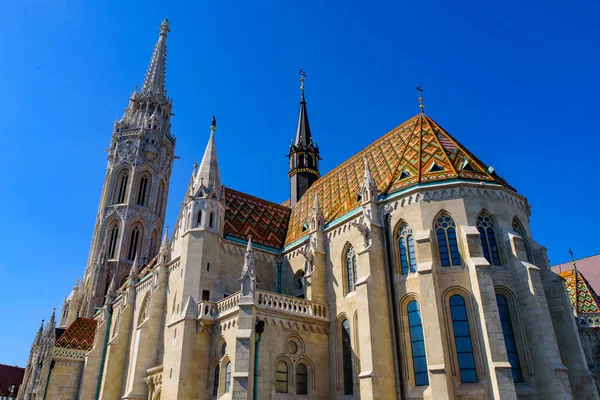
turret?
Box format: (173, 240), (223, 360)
(288, 71), (320, 206)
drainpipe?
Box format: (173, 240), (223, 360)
(253, 320), (265, 400)
(95, 310), (113, 400)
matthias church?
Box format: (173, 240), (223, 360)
(17, 19), (600, 400)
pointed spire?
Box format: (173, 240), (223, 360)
(295, 70), (313, 147)
(47, 308), (56, 329)
(96, 236), (108, 264)
(105, 274), (117, 306)
(246, 235), (254, 253)
(362, 157), (378, 203)
(160, 227), (169, 254)
(193, 118), (221, 195)
(313, 190), (321, 215)
(128, 254), (140, 287)
(141, 18), (170, 99)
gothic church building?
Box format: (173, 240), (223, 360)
(18, 19), (599, 400)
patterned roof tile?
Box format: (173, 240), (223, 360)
(224, 188), (291, 249)
(55, 318), (97, 351)
(559, 269), (600, 313)
(284, 113), (513, 246)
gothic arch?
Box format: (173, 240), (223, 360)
(156, 179), (166, 217)
(112, 168), (131, 204)
(125, 220), (147, 261)
(137, 292), (150, 326)
(393, 219), (417, 276)
(342, 243), (358, 295)
(104, 218), (122, 259)
(294, 356), (316, 391)
(432, 210), (462, 268)
(135, 171), (153, 207)
(476, 209), (503, 266)
(512, 216), (533, 262)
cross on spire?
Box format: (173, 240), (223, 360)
(416, 85), (425, 113)
(299, 69), (306, 100)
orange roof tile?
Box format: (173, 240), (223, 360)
(55, 318), (97, 351)
(285, 113), (513, 246)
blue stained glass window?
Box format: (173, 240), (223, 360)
(342, 320), (354, 394)
(398, 224), (417, 275)
(496, 294), (524, 383)
(435, 214), (461, 267)
(408, 301), (429, 386)
(346, 246), (357, 293)
(449, 295), (477, 383)
(477, 213), (501, 266)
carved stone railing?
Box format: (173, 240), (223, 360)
(578, 313), (600, 328)
(53, 347), (87, 360)
(198, 292), (241, 321)
(256, 290), (328, 321)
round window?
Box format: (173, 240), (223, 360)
(287, 340), (298, 355)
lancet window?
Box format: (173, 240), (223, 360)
(346, 246), (357, 293)
(342, 319), (354, 395)
(114, 170), (129, 204)
(408, 301), (429, 386)
(276, 361), (288, 393)
(137, 174), (151, 206)
(477, 212), (501, 266)
(496, 294), (524, 382)
(398, 223), (417, 275)
(296, 363), (308, 394)
(512, 217), (533, 262)
(107, 222), (119, 259)
(449, 295), (477, 383)
(128, 225), (142, 260)
(435, 213), (460, 267)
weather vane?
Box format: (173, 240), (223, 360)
(299, 69), (306, 98)
(416, 85), (425, 113)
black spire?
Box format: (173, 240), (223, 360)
(288, 70), (320, 207)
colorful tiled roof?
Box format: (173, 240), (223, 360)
(559, 269), (600, 313)
(224, 188), (291, 249)
(55, 318), (97, 351)
(284, 113), (513, 246)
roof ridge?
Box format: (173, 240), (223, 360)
(225, 187), (291, 211)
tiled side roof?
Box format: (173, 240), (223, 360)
(0, 364), (24, 396)
(285, 113), (513, 246)
(55, 318), (97, 351)
(224, 188), (291, 249)
(559, 269), (600, 313)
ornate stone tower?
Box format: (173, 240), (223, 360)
(79, 19), (176, 318)
(288, 71), (320, 207)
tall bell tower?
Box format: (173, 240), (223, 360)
(78, 19), (177, 318)
(288, 70), (320, 207)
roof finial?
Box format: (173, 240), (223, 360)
(299, 69), (306, 101)
(416, 85), (425, 114)
(211, 115), (216, 131)
(159, 18), (170, 36)
(569, 248), (578, 270)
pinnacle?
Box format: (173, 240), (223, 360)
(141, 19), (169, 99)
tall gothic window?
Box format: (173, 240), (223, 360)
(212, 365), (220, 399)
(156, 181), (165, 216)
(398, 223), (417, 275)
(209, 212), (215, 228)
(435, 213), (460, 267)
(114, 170), (129, 204)
(224, 362), (231, 393)
(408, 301), (429, 386)
(128, 226), (141, 260)
(342, 319), (354, 395)
(196, 210), (202, 227)
(149, 230), (158, 259)
(450, 295), (477, 383)
(296, 363), (308, 394)
(477, 212), (501, 266)
(346, 246), (358, 293)
(512, 217), (533, 262)
(137, 174), (151, 206)
(496, 294), (524, 382)
(275, 361), (288, 393)
(107, 222), (119, 259)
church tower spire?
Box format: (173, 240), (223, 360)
(288, 70), (320, 207)
(76, 19), (177, 319)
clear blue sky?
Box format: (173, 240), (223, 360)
(1, 0), (598, 366)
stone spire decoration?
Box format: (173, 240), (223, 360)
(142, 18), (170, 100)
(192, 117), (222, 197)
(288, 70), (320, 207)
(361, 157), (378, 204)
(240, 236), (256, 297)
(159, 227), (170, 261)
(105, 274), (117, 306)
(310, 190), (324, 233)
(128, 255), (140, 287)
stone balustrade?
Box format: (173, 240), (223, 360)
(578, 313), (600, 328)
(198, 292), (241, 320)
(53, 347), (87, 360)
(256, 290), (328, 321)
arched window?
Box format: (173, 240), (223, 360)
(196, 210), (202, 227)
(398, 223), (417, 274)
(342, 319), (354, 395)
(212, 365), (220, 399)
(435, 213), (460, 267)
(209, 212), (215, 228)
(138, 294), (150, 326)
(512, 217), (533, 262)
(224, 362), (231, 393)
(137, 174), (151, 206)
(477, 212), (500, 266)
(128, 226), (142, 260)
(107, 222), (119, 259)
(156, 181), (165, 216)
(275, 361), (288, 393)
(149, 230), (158, 259)
(296, 363), (308, 394)
(496, 294), (523, 382)
(114, 170), (129, 204)
(408, 301), (429, 386)
(449, 295), (477, 383)
(346, 246), (357, 293)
